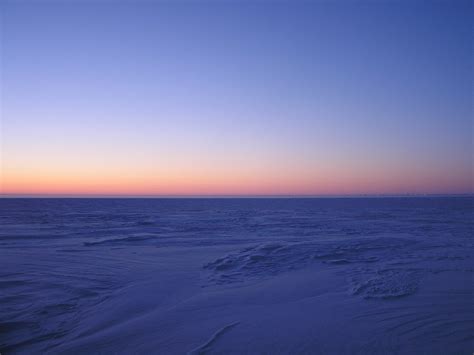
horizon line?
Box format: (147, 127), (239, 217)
(1, 193), (472, 199)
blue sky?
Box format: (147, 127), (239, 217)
(1, 0), (472, 195)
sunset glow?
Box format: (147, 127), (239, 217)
(1, 1), (472, 196)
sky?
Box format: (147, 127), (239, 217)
(0, 0), (472, 196)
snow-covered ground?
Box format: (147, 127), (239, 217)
(1, 198), (472, 354)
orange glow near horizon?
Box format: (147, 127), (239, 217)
(2, 162), (472, 196)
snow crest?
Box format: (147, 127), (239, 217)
(203, 236), (468, 299)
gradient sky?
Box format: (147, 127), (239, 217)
(1, 0), (472, 196)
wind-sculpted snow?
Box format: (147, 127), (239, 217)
(350, 269), (420, 299)
(187, 322), (240, 355)
(83, 234), (158, 246)
(203, 237), (430, 298)
(204, 231), (473, 301)
(0, 197), (472, 354)
(203, 239), (387, 279)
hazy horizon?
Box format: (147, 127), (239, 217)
(1, 193), (472, 199)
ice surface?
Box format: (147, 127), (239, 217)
(0, 197), (472, 354)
